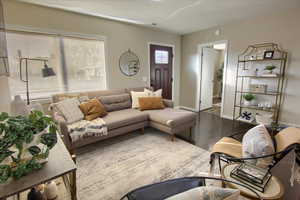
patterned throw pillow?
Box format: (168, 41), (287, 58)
(242, 124), (275, 168)
(165, 186), (240, 200)
(144, 88), (162, 97)
(54, 98), (84, 124)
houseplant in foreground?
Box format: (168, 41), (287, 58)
(0, 111), (57, 183)
(243, 93), (255, 106)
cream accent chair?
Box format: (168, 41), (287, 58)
(210, 127), (300, 173)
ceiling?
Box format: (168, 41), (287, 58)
(19, 0), (300, 34)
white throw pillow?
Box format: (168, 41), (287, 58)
(165, 186), (240, 200)
(130, 91), (149, 108)
(242, 124), (275, 168)
(144, 88), (162, 97)
(54, 98), (84, 124)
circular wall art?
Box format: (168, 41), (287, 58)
(119, 49), (140, 76)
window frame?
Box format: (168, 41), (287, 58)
(5, 25), (109, 101)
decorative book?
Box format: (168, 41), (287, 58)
(230, 163), (272, 193)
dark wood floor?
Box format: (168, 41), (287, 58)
(176, 111), (252, 151)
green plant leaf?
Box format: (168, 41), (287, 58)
(28, 146), (41, 156)
(40, 133), (57, 149)
(0, 165), (11, 183)
(0, 149), (15, 163)
(0, 112), (9, 121)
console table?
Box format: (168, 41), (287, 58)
(0, 134), (77, 200)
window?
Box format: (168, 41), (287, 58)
(6, 32), (106, 99)
(155, 50), (169, 64)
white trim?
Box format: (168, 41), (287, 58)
(196, 40), (229, 118)
(279, 121), (300, 128)
(222, 114), (233, 120)
(147, 42), (175, 101)
(179, 106), (199, 112)
(5, 24), (110, 90)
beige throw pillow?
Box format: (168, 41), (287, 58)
(54, 98), (84, 124)
(144, 88), (162, 97)
(131, 91), (149, 108)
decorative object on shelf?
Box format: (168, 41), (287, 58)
(19, 57), (56, 105)
(233, 43), (287, 127)
(0, 111), (57, 183)
(119, 49), (140, 76)
(256, 113), (274, 125)
(249, 84), (267, 93)
(264, 65), (276, 74)
(238, 111), (255, 123)
(44, 181), (58, 200)
(263, 50), (274, 59)
(243, 93), (255, 106)
(10, 95), (30, 116)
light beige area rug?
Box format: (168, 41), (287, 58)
(76, 129), (211, 200)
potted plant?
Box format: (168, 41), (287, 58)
(0, 111), (57, 183)
(243, 93), (255, 106)
(264, 65), (276, 74)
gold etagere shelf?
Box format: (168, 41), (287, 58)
(233, 43), (287, 127)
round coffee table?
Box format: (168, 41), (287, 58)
(221, 163), (284, 200)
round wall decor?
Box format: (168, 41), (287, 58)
(119, 49), (140, 76)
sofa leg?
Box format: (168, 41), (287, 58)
(171, 134), (175, 142)
(141, 127), (145, 134)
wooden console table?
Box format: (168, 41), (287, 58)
(0, 134), (77, 200)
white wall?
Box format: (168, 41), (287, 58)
(2, 0), (181, 105)
(180, 8), (300, 126)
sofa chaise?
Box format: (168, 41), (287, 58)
(51, 87), (197, 152)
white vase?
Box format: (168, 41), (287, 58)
(45, 181), (58, 200)
(10, 95), (29, 116)
(244, 100), (252, 106)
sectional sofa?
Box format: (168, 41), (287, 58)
(51, 87), (197, 152)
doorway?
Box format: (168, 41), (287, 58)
(198, 41), (227, 117)
(149, 44), (173, 100)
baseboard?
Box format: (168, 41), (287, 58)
(221, 115), (233, 120)
(178, 106), (199, 112)
(279, 121), (300, 128)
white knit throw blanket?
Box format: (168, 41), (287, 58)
(67, 118), (108, 143)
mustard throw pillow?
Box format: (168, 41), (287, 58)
(79, 99), (107, 121)
(138, 97), (165, 111)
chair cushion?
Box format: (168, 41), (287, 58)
(144, 108), (197, 128)
(138, 97), (165, 111)
(211, 137), (242, 158)
(242, 124), (275, 168)
(102, 109), (148, 130)
(79, 98), (107, 121)
(165, 186), (240, 200)
(98, 93), (131, 112)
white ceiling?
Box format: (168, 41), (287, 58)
(19, 0), (300, 34)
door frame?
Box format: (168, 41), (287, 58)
(148, 42), (175, 101)
(196, 40), (228, 118)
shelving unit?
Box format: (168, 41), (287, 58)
(233, 43), (287, 127)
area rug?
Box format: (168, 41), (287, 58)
(76, 129), (211, 200)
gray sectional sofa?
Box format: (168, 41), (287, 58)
(51, 87), (197, 153)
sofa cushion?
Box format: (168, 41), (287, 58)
(102, 109), (148, 130)
(53, 98), (84, 124)
(98, 93), (131, 112)
(138, 97), (165, 111)
(144, 108), (197, 128)
(79, 98), (107, 121)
